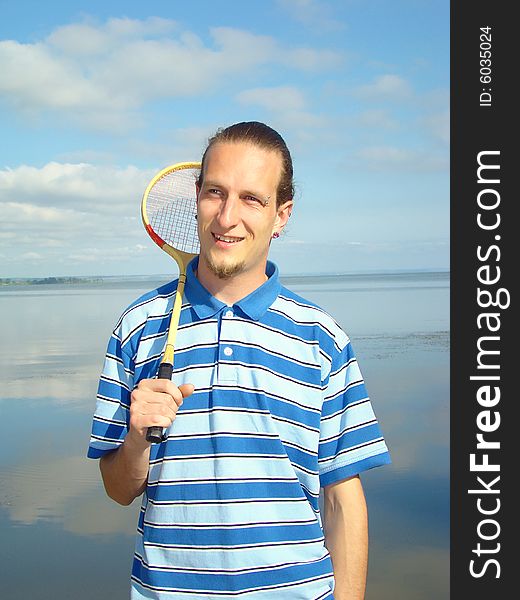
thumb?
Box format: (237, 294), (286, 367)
(178, 383), (195, 399)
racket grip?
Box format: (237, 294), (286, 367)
(145, 362), (174, 444)
(157, 363), (174, 380)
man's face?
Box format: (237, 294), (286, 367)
(196, 141), (292, 280)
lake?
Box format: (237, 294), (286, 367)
(0, 270), (449, 599)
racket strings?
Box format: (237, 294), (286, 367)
(146, 169), (200, 255)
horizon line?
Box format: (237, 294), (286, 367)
(1, 267), (451, 282)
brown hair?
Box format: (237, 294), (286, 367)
(198, 121), (294, 207)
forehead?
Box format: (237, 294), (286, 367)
(202, 142), (282, 190)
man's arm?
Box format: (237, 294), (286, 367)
(99, 379), (193, 506)
(99, 432), (151, 506)
(323, 475), (368, 600)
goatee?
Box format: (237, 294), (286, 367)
(203, 253), (246, 280)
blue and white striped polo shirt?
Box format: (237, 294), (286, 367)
(88, 258), (390, 599)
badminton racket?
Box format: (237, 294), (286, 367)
(141, 161), (201, 443)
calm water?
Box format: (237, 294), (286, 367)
(0, 271), (449, 599)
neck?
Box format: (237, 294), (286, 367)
(196, 258), (268, 305)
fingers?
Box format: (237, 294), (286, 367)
(136, 378), (186, 406)
(129, 378), (194, 441)
(178, 383), (195, 399)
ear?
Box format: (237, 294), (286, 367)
(272, 199), (293, 236)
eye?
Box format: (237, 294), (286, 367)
(205, 187), (223, 197)
(243, 194), (264, 206)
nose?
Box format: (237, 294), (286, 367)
(216, 194), (240, 229)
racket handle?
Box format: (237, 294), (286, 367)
(145, 362), (174, 444)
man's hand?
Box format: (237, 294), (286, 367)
(100, 378), (194, 505)
(128, 378), (194, 446)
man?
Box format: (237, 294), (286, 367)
(88, 121), (390, 599)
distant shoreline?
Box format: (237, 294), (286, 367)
(0, 276), (103, 286)
(1, 270), (450, 287)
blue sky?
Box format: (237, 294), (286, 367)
(0, 0), (449, 277)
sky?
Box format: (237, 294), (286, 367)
(0, 0), (449, 278)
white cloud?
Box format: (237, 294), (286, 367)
(46, 16), (179, 56)
(270, 236), (449, 274)
(277, 0), (346, 33)
(358, 145), (412, 163)
(0, 40), (112, 111)
(1, 201), (76, 223)
(275, 110), (329, 130)
(0, 162), (152, 211)
(67, 244), (148, 263)
(355, 109), (399, 130)
(234, 85), (331, 149)
(0, 19), (342, 131)
(283, 46), (342, 70)
(0, 162), (159, 274)
(354, 145), (448, 172)
(353, 74), (413, 101)
(421, 109), (450, 144)
(236, 86), (307, 112)
(20, 251), (43, 260)
(123, 125), (215, 164)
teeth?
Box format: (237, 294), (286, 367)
(215, 234), (242, 243)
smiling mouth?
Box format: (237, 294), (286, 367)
(212, 233), (244, 244)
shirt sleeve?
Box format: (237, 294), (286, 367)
(87, 327), (134, 459)
(318, 338), (391, 487)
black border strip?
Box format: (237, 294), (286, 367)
(451, 2), (513, 596)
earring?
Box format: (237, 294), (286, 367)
(272, 232), (280, 239)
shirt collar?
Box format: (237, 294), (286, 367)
(184, 257), (281, 321)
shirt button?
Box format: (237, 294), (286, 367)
(223, 347), (233, 356)
(225, 310), (233, 318)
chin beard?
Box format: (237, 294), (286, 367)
(204, 253), (246, 280)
